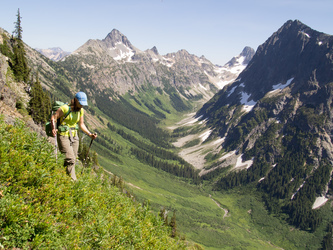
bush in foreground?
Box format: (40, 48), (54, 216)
(0, 117), (185, 249)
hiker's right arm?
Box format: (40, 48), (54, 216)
(50, 108), (64, 136)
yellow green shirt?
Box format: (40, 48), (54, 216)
(59, 104), (84, 136)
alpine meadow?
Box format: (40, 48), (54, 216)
(1, 10), (333, 249)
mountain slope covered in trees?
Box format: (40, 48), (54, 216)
(197, 20), (333, 234)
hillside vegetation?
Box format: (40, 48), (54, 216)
(0, 117), (185, 249)
(2, 16), (333, 248)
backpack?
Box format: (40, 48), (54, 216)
(45, 101), (71, 137)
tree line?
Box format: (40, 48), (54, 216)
(107, 121), (202, 182)
(130, 147), (200, 182)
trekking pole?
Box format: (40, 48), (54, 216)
(55, 133), (58, 163)
(81, 133), (97, 174)
(52, 110), (58, 163)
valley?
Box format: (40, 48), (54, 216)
(95, 108), (324, 249)
(2, 18), (333, 249)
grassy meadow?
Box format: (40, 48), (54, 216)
(98, 148), (323, 249)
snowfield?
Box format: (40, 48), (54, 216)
(269, 77), (294, 94)
(312, 196), (328, 209)
(234, 154), (253, 169)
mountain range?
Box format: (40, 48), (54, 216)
(36, 47), (70, 61)
(1, 18), (333, 248)
(57, 29), (254, 100)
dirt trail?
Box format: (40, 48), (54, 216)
(209, 194), (229, 219)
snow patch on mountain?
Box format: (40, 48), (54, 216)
(199, 83), (207, 90)
(109, 42), (135, 62)
(234, 154), (253, 169)
(199, 130), (212, 142)
(291, 181), (306, 200)
(240, 91), (256, 112)
(227, 85), (238, 97)
(312, 196), (328, 209)
(215, 79), (234, 89)
(208, 47), (255, 90)
(269, 77), (294, 93)
(160, 57), (174, 67)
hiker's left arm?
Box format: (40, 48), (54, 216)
(79, 115), (97, 140)
(50, 108), (64, 136)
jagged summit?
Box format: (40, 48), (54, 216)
(239, 46), (255, 64)
(150, 46), (159, 55)
(65, 27), (253, 96)
(103, 29), (134, 49)
(224, 46), (255, 69)
(212, 46), (255, 89)
(221, 19), (333, 105)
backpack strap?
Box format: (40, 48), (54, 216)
(58, 106), (71, 127)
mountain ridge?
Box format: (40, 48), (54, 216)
(36, 47), (70, 61)
(195, 19), (333, 231)
(57, 28), (254, 101)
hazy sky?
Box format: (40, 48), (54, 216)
(1, 0), (332, 65)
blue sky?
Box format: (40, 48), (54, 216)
(0, 0), (332, 65)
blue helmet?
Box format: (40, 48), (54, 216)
(75, 91), (88, 106)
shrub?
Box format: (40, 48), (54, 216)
(0, 117), (185, 249)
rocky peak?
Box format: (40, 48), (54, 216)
(237, 19), (333, 101)
(150, 46), (159, 55)
(225, 46), (255, 68)
(103, 29), (134, 49)
(239, 46), (255, 64)
(59, 28), (253, 97)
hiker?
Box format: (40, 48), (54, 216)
(50, 91), (97, 181)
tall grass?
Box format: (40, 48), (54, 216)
(0, 117), (185, 249)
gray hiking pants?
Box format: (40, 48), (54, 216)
(57, 133), (79, 181)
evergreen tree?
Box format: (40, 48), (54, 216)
(28, 72), (51, 125)
(13, 9), (23, 40)
(11, 8), (30, 82)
